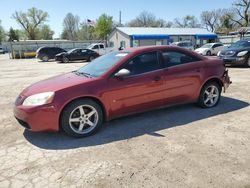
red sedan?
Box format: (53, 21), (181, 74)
(14, 46), (231, 137)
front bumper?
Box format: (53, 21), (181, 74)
(14, 104), (60, 132)
(219, 55), (246, 65)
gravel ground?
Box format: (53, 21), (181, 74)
(0, 54), (250, 188)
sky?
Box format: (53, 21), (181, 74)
(0, 0), (235, 38)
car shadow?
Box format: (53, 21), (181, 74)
(23, 96), (249, 150)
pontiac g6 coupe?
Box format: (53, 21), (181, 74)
(14, 46), (231, 137)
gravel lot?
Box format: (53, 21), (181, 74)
(0, 54), (250, 188)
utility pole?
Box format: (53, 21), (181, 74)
(119, 11), (122, 26)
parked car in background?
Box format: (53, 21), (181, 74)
(195, 43), (225, 56)
(36, 47), (66, 62)
(55, 48), (99, 63)
(171, 41), (194, 50)
(0, 47), (5, 54)
(218, 39), (250, 67)
(14, 46), (231, 138)
(87, 43), (113, 55)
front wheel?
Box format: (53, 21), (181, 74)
(206, 51), (211, 56)
(198, 82), (221, 108)
(60, 99), (103, 138)
(245, 56), (250, 67)
(62, 56), (69, 63)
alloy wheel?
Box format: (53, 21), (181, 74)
(69, 105), (99, 134)
(203, 85), (219, 107)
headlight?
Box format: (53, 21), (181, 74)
(22, 92), (55, 106)
(217, 51), (221, 56)
(237, 51), (248, 57)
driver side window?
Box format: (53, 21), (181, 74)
(122, 52), (160, 76)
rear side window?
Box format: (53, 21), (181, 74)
(100, 44), (104, 49)
(122, 52), (160, 76)
(162, 51), (200, 67)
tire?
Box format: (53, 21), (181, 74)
(60, 99), (103, 138)
(198, 82), (221, 108)
(244, 56), (250, 67)
(206, 51), (211, 56)
(42, 55), (49, 62)
(63, 56), (69, 63)
(88, 56), (95, 62)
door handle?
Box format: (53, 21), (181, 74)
(153, 76), (161, 81)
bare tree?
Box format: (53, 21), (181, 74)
(174, 15), (200, 28)
(227, 0), (250, 27)
(62, 13), (80, 40)
(12, 7), (48, 40)
(201, 10), (222, 32)
(127, 11), (166, 27)
(0, 20), (5, 42)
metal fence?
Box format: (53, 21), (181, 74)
(2, 40), (105, 59)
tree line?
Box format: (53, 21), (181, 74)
(0, 0), (249, 43)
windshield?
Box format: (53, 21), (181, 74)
(67, 49), (78, 53)
(178, 42), (191, 47)
(77, 52), (129, 77)
(87, 44), (95, 49)
(201, 44), (213, 48)
(230, 40), (250, 48)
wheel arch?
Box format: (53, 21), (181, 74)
(59, 96), (108, 130)
(199, 77), (223, 94)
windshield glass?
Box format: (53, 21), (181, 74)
(67, 49), (77, 53)
(230, 40), (250, 48)
(201, 44), (213, 48)
(178, 42), (191, 47)
(87, 44), (95, 49)
(77, 52), (129, 77)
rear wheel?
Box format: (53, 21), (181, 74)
(206, 51), (211, 56)
(42, 55), (49, 62)
(198, 82), (221, 108)
(61, 99), (103, 138)
(63, 56), (69, 63)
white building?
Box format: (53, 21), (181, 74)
(108, 27), (218, 49)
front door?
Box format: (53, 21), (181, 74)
(106, 51), (165, 118)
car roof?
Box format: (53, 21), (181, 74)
(119, 45), (206, 59)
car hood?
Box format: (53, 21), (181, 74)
(21, 72), (93, 97)
(221, 47), (250, 53)
(195, 48), (208, 52)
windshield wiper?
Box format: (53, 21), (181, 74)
(73, 71), (93, 78)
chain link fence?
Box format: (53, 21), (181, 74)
(2, 40), (105, 59)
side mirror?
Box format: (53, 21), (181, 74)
(114, 69), (130, 79)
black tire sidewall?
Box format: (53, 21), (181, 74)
(206, 51), (211, 56)
(61, 99), (103, 138)
(198, 82), (221, 108)
(89, 56), (94, 62)
(244, 56), (250, 67)
(42, 55), (49, 62)
(63, 56), (69, 63)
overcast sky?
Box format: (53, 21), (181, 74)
(0, 0), (234, 38)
